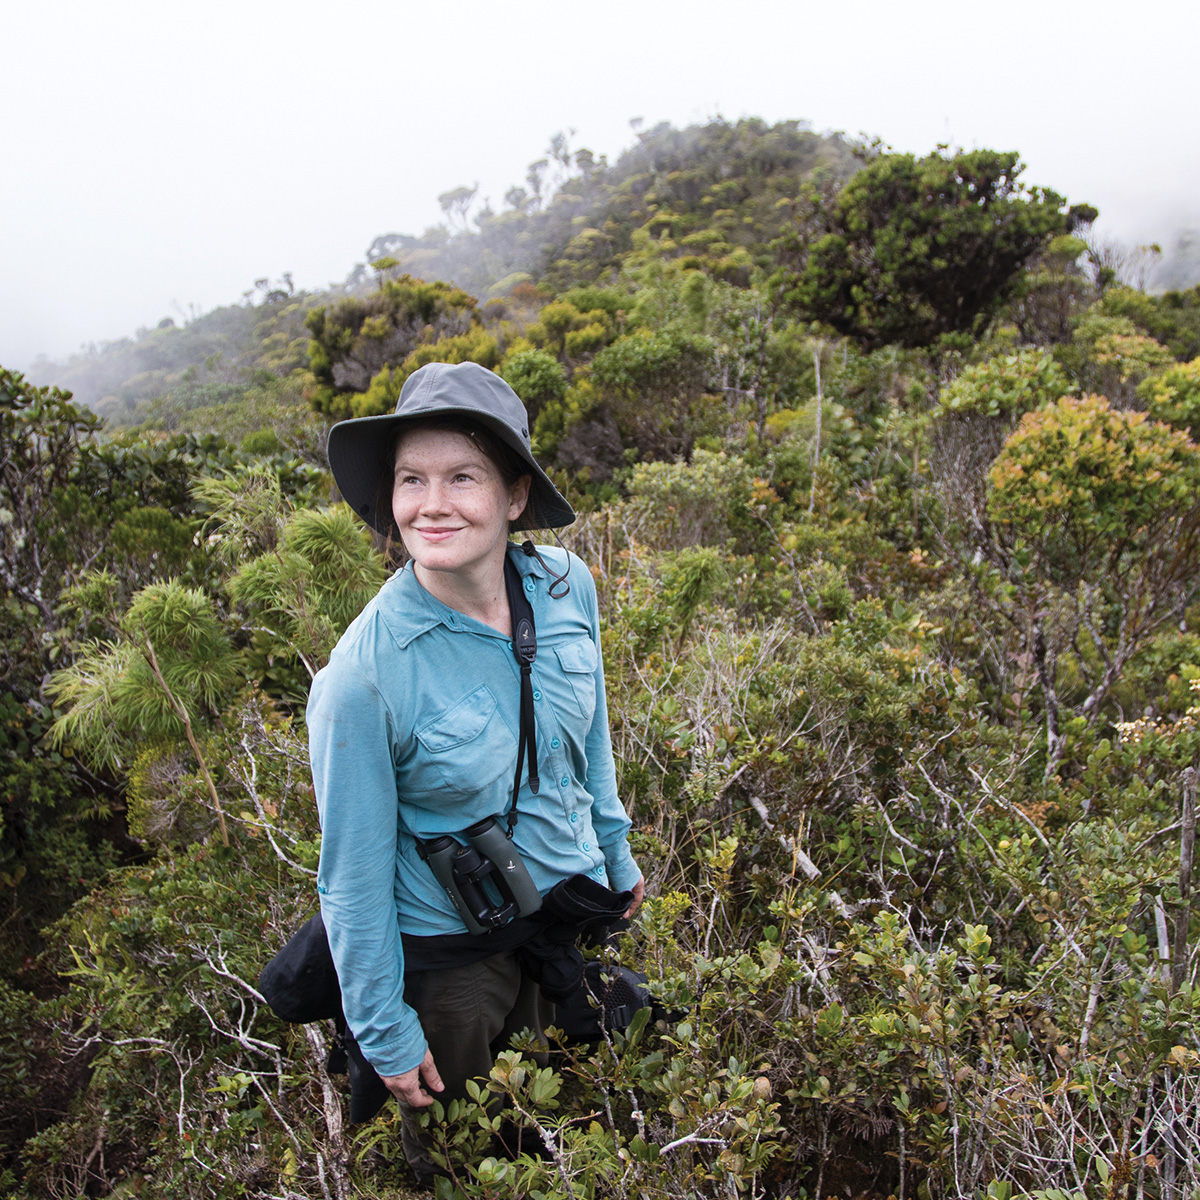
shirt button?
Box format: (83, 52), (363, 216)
(533, 689), (542, 701)
(582, 841), (591, 851)
(524, 580), (535, 594)
(570, 812), (578, 823)
(560, 776), (570, 788)
(551, 737), (561, 749)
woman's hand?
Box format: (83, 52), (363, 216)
(381, 1049), (444, 1108)
(623, 877), (645, 920)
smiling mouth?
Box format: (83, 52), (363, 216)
(415, 527), (463, 540)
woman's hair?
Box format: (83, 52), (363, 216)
(372, 415), (539, 565)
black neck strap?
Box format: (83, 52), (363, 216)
(503, 553), (539, 827)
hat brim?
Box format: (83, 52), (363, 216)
(327, 407), (576, 535)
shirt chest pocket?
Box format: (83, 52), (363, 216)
(554, 639), (598, 725)
(409, 685), (514, 799)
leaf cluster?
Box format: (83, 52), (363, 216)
(987, 394), (1200, 585)
(774, 149), (1070, 350)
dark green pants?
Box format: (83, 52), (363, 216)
(399, 949), (554, 1177)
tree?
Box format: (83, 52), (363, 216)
(1097, 284), (1200, 362)
(228, 505), (387, 688)
(588, 330), (716, 462)
(305, 275), (477, 418)
(0, 371), (220, 698)
(1007, 231), (1096, 346)
(499, 348), (568, 422)
(773, 149), (1073, 350)
(1062, 311), (1173, 405)
(357, 327), (502, 418)
(929, 349), (1074, 559)
(437, 184), (478, 232)
(46, 494), (388, 845)
(985, 395), (1200, 776)
(48, 579), (241, 845)
(0, 370), (104, 694)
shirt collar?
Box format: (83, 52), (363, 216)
(377, 543), (548, 649)
(376, 568), (442, 649)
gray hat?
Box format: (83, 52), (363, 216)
(326, 361), (575, 533)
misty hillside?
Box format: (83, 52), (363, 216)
(30, 116), (1200, 436)
(351, 118), (859, 295)
(27, 119), (857, 418)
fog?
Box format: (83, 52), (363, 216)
(3, 0), (1197, 372)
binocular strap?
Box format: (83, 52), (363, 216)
(505, 554), (540, 814)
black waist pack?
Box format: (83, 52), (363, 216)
(258, 914), (391, 1123)
(259, 914), (340, 1023)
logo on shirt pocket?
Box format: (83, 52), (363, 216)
(413, 685), (512, 797)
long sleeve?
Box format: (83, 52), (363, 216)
(308, 658), (427, 1077)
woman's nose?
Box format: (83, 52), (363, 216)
(419, 480), (450, 512)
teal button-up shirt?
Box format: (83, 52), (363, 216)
(307, 543), (640, 1076)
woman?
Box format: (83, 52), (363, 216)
(307, 361), (643, 1177)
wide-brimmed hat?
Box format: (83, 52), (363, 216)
(326, 361), (575, 533)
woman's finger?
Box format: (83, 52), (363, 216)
(419, 1050), (444, 1095)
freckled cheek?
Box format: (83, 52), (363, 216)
(391, 491), (416, 527)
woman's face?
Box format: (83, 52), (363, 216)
(392, 428), (530, 588)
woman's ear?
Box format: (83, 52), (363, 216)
(508, 474), (532, 522)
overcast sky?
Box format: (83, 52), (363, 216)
(3, 0), (1197, 372)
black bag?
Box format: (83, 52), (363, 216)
(258, 914), (391, 1123)
(553, 959), (655, 1042)
(540, 873), (634, 936)
(258, 914), (340, 1023)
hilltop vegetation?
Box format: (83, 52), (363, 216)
(6, 116), (1200, 1200)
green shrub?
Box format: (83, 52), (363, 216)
(1138, 356), (1200, 439)
(939, 348), (1071, 417)
(499, 347), (568, 420)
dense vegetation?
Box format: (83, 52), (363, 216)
(7, 117), (1200, 1200)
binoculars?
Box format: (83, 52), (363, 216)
(420, 816), (543, 935)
